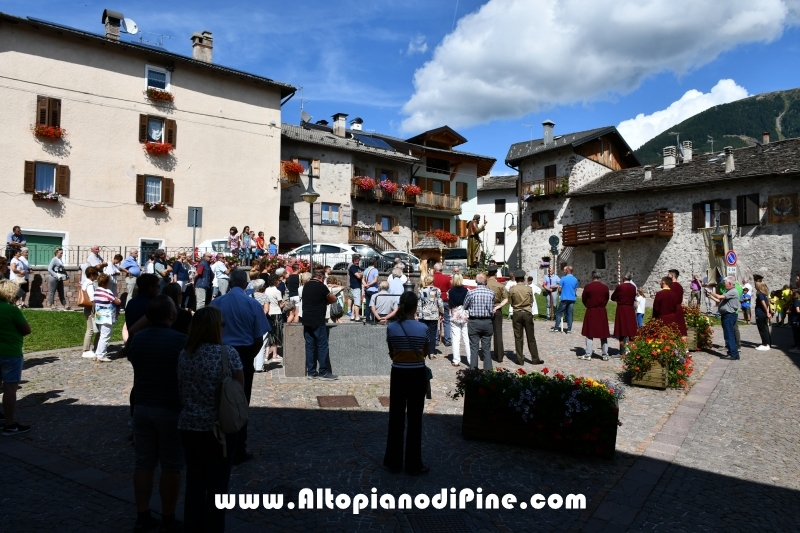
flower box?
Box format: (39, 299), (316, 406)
(282, 161), (306, 175)
(402, 184), (421, 196)
(143, 202), (168, 212)
(630, 360), (668, 390)
(31, 125), (66, 141)
(353, 176), (377, 191)
(143, 142), (174, 156)
(32, 190), (60, 202)
(455, 368), (621, 459)
(144, 88), (174, 103)
(622, 320), (692, 389)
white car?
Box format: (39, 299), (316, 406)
(442, 247), (468, 271)
(381, 251), (421, 272)
(286, 243), (392, 271)
(196, 238), (231, 254)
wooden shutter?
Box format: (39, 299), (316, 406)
(341, 204), (352, 227)
(545, 164), (557, 179)
(719, 199), (731, 226)
(531, 212), (540, 230)
(375, 213), (383, 232)
(547, 210), (555, 228)
(443, 181), (451, 195)
(136, 174), (145, 203)
(36, 96), (49, 125)
(49, 98), (61, 127)
(24, 161), (36, 192)
(352, 209), (358, 225)
(456, 182), (468, 201)
(311, 159), (321, 176)
(139, 115), (149, 143)
(745, 194), (759, 225)
(55, 165), (70, 195)
(312, 202), (322, 225)
(165, 119), (177, 147)
(162, 177), (174, 206)
(691, 203), (702, 230)
(392, 216), (400, 234)
(457, 219), (467, 238)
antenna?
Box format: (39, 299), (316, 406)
(300, 110), (311, 124)
(668, 131), (684, 158)
(522, 124), (534, 151)
(707, 135), (714, 154)
(121, 18), (138, 35)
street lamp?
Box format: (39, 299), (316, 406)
(712, 211), (733, 248)
(301, 175), (320, 275)
(503, 213), (517, 271)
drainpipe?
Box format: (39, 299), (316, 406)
(506, 161), (522, 269)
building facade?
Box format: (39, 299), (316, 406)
(0, 10), (294, 264)
(476, 175), (520, 266)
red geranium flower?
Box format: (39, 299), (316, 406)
(541, 367), (549, 375)
(516, 368), (526, 375)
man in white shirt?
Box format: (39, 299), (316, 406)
(541, 267), (560, 321)
(82, 245), (108, 284)
(387, 268), (406, 300)
(505, 277), (517, 319)
(212, 253), (232, 296)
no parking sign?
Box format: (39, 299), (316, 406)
(725, 250), (737, 266)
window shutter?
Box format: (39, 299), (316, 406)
(547, 210), (555, 228)
(352, 209), (358, 225)
(457, 219), (467, 238)
(341, 204), (352, 227)
(691, 203), (702, 230)
(375, 213), (383, 232)
(165, 119), (177, 147)
(392, 216), (400, 234)
(745, 194), (759, 225)
(36, 96), (49, 125)
(139, 115), (149, 143)
(719, 199), (731, 226)
(311, 159), (321, 176)
(162, 177), (174, 206)
(531, 212), (540, 230)
(136, 174), (145, 203)
(443, 181), (451, 195)
(56, 165), (70, 195)
(49, 98), (61, 128)
(312, 202), (322, 225)
(24, 161), (36, 192)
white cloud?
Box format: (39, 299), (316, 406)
(407, 35), (428, 55)
(400, 0), (796, 133)
(617, 79), (749, 150)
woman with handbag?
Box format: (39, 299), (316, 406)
(47, 248), (69, 310)
(10, 248), (29, 308)
(417, 275), (443, 360)
(384, 291), (430, 476)
(264, 273), (285, 363)
(448, 273), (470, 367)
(177, 307), (244, 533)
(80, 266), (100, 358)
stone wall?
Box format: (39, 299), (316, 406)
(23, 266), (137, 308)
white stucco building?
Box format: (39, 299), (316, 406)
(476, 175), (520, 266)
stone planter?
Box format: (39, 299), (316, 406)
(631, 360), (668, 390)
(461, 386), (618, 459)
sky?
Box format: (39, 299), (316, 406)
(7, 0), (800, 174)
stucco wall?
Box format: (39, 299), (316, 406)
(0, 22), (283, 249)
(477, 186), (520, 264)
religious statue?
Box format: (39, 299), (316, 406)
(467, 214), (487, 267)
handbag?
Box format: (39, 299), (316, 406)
(213, 345), (249, 457)
(451, 305), (469, 324)
(397, 321), (433, 400)
(77, 287), (94, 308)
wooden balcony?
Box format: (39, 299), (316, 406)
(521, 176), (569, 200)
(414, 190), (462, 214)
(348, 226), (397, 252)
(562, 210), (674, 247)
(350, 183), (462, 214)
(412, 231), (459, 248)
(351, 182), (414, 205)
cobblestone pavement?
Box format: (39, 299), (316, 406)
(1, 320), (798, 532)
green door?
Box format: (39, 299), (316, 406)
(25, 235), (62, 266)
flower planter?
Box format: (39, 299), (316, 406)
(32, 125), (66, 141)
(143, 203), (168, 212)
(143, 142), (174, 156)
(686, 327), (698, 351)
(33, 197), (59, 203)
(630, 360), (668, 390)
(144, 88), (174, 103)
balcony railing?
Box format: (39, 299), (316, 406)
(414, 190), (462, 214)
(351, 182), (415, 204)
(350, 183), (462, 214)
(412, 231), (459, 248)
(348, 227), (397, 252)
(521, 176), (569, 200)
(562, 210), (674, 247)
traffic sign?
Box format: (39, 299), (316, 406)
(725, 250), (737, 266)
(727, 266), (737, 276)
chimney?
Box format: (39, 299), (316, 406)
(724, 146), (735, 173)
(762, 131), (770, 144)
(102, 9), (123, 41)
(542, 120), (555, 145)
(663, 146), (676, 170)
(682, 140), (692, 162)
(350, 117), (363, 131)
(190, 30), (214, 63)
(332, 113), (348, 137)
(644, 165), (652, 181)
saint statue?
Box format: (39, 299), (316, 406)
(467, 214), (487, 267)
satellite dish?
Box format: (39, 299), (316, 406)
(300, 110), (311, 124)
(122, 18), (139, 35)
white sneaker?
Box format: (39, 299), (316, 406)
(789, 348), (800, 354)
(81, 351), (96, 358)
(582, 354), (592, 360)
(96, 355), (112, 362)
(755, 345), (770, 351)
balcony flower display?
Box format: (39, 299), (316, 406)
(431, 229), (458, 244)
(621, 320), (692, 389)
(144, 88), (174, 103)
(31, 125), (67, 141)
(143, 142), (174, 156)
(352, 176), (377, 191)
(282, 161), (306, 175)
(401, 183), (421, 196)
(379, 180), (398, 194)
(355, 221), (374, 230)
(143, 201), (168, 212)
(32, 190), (60, 202)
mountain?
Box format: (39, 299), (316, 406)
(633, 88), (800, 165)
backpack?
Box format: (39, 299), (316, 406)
(329, 296), (344, 320)
(213, 346), (249, 457)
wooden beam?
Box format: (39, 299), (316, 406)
(449, 162), (462, 182)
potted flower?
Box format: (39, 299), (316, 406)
(352, 176), (377, 191)
(143, 201), (168, 212)
(31, 124), (67, 141)
(531, 185), (543, 196)
(453, 367), (623, 459)
(143, 142), (174, 156)
(401, 183), (421, 196)
(621, 320), (692, 389)
(553, 178), (570, 195)
(682, 305), (713, 350)
(282, 160), (306, 175)
(144, 88), (175, 103)
(379, 180), (398, 194)
(431, 229), (458, 245)
(32, 190), (60, 202)
(354, 221), (374, 230)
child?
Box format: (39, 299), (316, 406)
(635, 288), (646, 328)
(740, 288), (751, 323)
(772, 290), (783, 325)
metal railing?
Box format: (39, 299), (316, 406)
(20, 244), (238, 268)
(562, 210), (674, 246)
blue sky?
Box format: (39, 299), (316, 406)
(7, 0), (800, 173)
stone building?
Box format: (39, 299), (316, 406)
(0, 9), (294, 265)
(476, 175), (520, 266)
(279, 118), (495, 253)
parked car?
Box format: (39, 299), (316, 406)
(381, 251), (421, 272)
(443, 247), (468, 271)
(196, 238), (231, 254)
(286, 243), (392, 272)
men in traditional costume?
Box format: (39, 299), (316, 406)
(611, 271), (638, 353)
(581, 270), (610, 361)
(667, 269), (688, 336)
(653, 277), (680, 328)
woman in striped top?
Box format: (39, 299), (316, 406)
(94, 273), (121, 362)
(384, 292), (430, 476)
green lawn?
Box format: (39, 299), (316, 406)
(22, 310), (124, 354)
(502, 295), (654, 323)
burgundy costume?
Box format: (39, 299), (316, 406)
(611, 282), (638, 338)
(669, 281), (688, 336)
(652, 288), (679, 328)
(581, 280), (610, 338)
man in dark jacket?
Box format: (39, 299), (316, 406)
(581, 270), (610, 361)
(193, 252), (214, 310)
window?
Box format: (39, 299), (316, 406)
(145, 65), (170, 91)
(279, 205), (291, 221)
(591, 205), (605, 221)
(594, 250), (607, 270)
(297, 159), (311, 175)
(376, 215), (399, 233)
(495, 232), (505, 246)
(426, 157), (450, 174)
(545, 164), (557, 179)
(354, 166), (365, 177)
(135, 175), (174, 206)
(36, 96), (61, 127)
(430, 218), (445, 231)
(692, 199), (731, 230)
(495, 199), (506, 213)
(737, 194), (760, 226)
(24, 161), (70, 196)
(456, 182), (468, 201)
(319, 245), (343, 254)
(139, 115), (177, 146)
(378, 169), (396, 182)
(414, 216), (446, 232)
(321, 203), (340, 225)
(531, 210), (555, 229)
